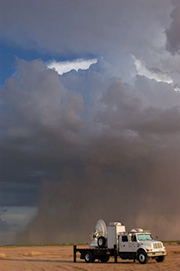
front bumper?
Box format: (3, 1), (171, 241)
(147, 250), (167, 258)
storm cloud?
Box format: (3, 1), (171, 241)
(166, 0), (180, 54)
(1, 0), (180, 244)
(1, 58), (180, 243)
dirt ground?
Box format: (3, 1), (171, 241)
(0, 243), (180, 271)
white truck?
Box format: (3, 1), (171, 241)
(73, 219), (167, 264)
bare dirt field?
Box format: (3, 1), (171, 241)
(0, 243), (180, 271)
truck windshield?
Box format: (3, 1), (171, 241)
(137, 234), (152, 241)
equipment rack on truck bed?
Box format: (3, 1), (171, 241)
(73, 245), (118, 263)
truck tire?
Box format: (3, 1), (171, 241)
(137, 250), (148, 264)
(97, 236), (106, 248)
(84, 251), (94, 263)
(99, 255), (110, 263)
(156, 256), (165, 262)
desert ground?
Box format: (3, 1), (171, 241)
(0, 243), (180, 271)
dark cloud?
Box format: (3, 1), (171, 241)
(1, 59), (180, 243)
(96, 77), (180, 136)
(0, 0), (170, 53)
(0, 59), (84, 208)
(166, 1), (180, 54)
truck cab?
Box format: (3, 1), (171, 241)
(118, 228), (167, 264)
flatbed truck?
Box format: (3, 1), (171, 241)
(73, 219), (166, 264)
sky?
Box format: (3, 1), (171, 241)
(0, 0), (180, 245)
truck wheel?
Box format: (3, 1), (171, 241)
(100, 255), (110, 263)
(137, 250), (148, 264)
(84, 251), (94, 263)
(156, 256), (165, 262)
(97, 236), (106, 248)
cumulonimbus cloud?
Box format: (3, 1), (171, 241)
(1, 58), (180, 243)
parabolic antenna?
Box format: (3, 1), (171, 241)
(94, 219), (107, 238)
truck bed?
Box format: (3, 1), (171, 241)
(73, 245), (118, 263)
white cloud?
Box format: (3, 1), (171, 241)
(132, 55), (173, 84)
(47, 58), (97, 75)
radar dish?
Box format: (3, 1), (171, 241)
(93, 219), (107, 238)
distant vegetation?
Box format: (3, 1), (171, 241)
(0, 242), (89, 247)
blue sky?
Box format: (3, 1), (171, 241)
(0, 39), (98, 85)
(0, 40), (52, 85)
(1, 0), (180, 244)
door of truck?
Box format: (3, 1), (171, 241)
(119, 235), (129, 252)
(128, 234), (138, 252)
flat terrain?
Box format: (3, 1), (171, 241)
(0, 243), (180, 271)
